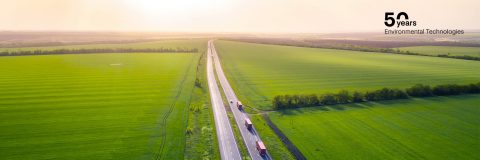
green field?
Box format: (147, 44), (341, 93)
(397, 46), (480, 57)
(268, 95), (480, 159)
(0, 39), (206, 52)
(215, 40), (480, 110)
(0, 53), (199, 159)
(250, 114), (295, 160)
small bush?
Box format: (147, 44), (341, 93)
(433, 84), (462, 96)
(306, 94), (320, 106)
(194, 78), (202, 88)
(364, 91), (376, 101)
(364, 88), (407, 101)
(406, 84), (433, 97)
(320, 93), (337, 105)
(352, 91), (364, 102)
(464, 83), (480, 93)
(335, 90), (351, 103)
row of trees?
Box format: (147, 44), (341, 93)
(228, 38), (480, 61)
(272, 82), (480, 110)
(437, 54), (480, 61)
(0, 47), (199, 56)
(310, 45), (480, 61)
(407, 83), (480, 97)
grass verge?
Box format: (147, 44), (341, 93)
(184, 51), (220, 159)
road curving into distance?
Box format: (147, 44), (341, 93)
(207, 40), (242, 160)
(210, 40), (272, 160)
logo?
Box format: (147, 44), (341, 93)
(384, 12), (416, 28)
(384, 12), (463, 35)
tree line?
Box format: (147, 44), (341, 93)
(0, 47), (199, 56)
(272, 82), (480, 110)
(298, 44), (480, 61)
(227, 38), (480, 61)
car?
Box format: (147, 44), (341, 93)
(230, 100), (233, 103)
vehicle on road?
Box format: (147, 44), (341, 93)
(256, 141), (267, 156)
(236, 101), (243, 110)
(211, 40), (270, 159)
(230, 100), (233, 103)
(245, 118), (253, 130)
(206, 40), (242, 159)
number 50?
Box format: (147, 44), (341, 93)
(384, 12), (409, 27)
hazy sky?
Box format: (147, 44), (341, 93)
(0, 0), (479, 33)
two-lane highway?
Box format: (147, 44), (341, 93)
(210, 40), (272, 160)
(207, 40), (242, 160)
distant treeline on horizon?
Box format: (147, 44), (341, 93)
(227, 38), (480, 61)
(0, 47), (199, 56)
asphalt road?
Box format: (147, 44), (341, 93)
(207, 40), (242, 160)
(210, 40), (272, 160)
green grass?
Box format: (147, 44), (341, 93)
(268, 95), (480, 160)
(0, 39), (206, 52)
(397, 46), (480, 57)
(184, 52), (220, 159)
(215, 40), (480, 110)
(249, 114), (295, 160)
(0, 53), (199, 159)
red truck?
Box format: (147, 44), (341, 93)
(236, 101), (243, 110)
(256, 140), (267, 156)
(245, 118), (253, 130)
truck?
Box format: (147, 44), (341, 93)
(256, 140), (267, 156)
(236, 101), (243, 110)
(245, 118), (253, 130)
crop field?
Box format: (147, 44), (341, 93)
(249, 114), (295, 160)
(397, 46), (480, 57)
(0, 39), (206, 52)
(268, 95), (480, 159)
(0, 52), (199, 159)
(215, 40), (480, 110)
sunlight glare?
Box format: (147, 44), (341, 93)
(122, 0), (220, 16)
